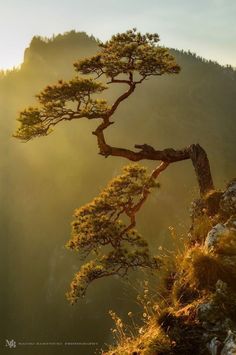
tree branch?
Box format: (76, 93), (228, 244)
(188, 143), (214, 196)
(120, 161), (169, 239)
(93, 119), (214, 196)
(107, 83), (136, 118)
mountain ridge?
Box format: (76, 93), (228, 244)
(0, 29), (235, 355)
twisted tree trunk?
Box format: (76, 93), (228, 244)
(188, 143), (214, 196)
(93, 118), (214, 196)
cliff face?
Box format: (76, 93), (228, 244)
(171, 179), (236, 354)
(1, 31), (236, 352)
(105, 179), (236, 355)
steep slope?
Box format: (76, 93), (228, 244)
(105, 180), (236, 355)
(0, 31), (235, 354)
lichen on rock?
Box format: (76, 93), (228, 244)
(105, 179), (236, 355)
(220, 179), (236, 215)
(221, 330), (236, 355)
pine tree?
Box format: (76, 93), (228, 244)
(14, 29), (214, 304)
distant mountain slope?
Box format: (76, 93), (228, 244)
(1, 30), (235, 179)
(0, 31), (235, 355)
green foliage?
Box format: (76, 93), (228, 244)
(68, 164), (159, 253)
(66, 164), (161, 304)
(172, 245), (236, 306)
(14, 107), (49, 141)
(14, 78), (109, 140)
(37, 78), (106, 105)
(75, 28), (180, 79)
(105, 220), (236, 355)
(13, 29), (181, 305)
(14, 29), (180, 141)
(2, 28), (236, 351)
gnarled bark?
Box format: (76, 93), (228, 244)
(89, 76), (214, 197)
(93, 118), (214, 197)
(189, 143), (214, 196)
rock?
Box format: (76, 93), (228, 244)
(215, 280), (228, 294)
(197, 281), (234, 331)
(205, 223), (228, 252)
(221, 330), (236, 355)
(207, 337), (222, 355)
(190, 198), (206, 219)
(225, 215), (236, 230)
(204, 216), (236, 254)
(220, 179), (236, 215)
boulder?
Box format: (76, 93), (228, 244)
(220, 179), (236, 215)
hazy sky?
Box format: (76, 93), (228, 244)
(0, 0), (236, 70)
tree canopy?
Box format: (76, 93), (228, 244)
(14, 29), (180, 141)
(14, 29), (214, 304)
